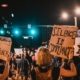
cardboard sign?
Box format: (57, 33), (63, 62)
(14, 48), (23, 55)
(49, 25), (77, 59)
(0, 36), (12, 61)
(74, 37), (80, 56)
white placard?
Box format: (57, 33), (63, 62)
(49, 25), (77, 59)
(14, 48), (23, 55)
(74, 37), (80, 56)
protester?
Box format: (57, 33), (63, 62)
(0, 46), (79, 80)
(31, 64), (36, 80)
(35, 47), (52, 80)
(19, 53), (30, 80)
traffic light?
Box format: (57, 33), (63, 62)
(0, 29), (5, 35)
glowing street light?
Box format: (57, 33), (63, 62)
(61, 12), (69, 20)
(61, 7), (80, 27)
(30, 29), (36, 35)
(0, 29), (5, 35)
(74, 7), (80, 16)
(12, 28), (21, 37)
(1, 4), (8, 8)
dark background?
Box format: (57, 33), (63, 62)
(0, 0), (80, 49)
(0, 0), (80, 25)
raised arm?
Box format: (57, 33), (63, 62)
(60, 62), (77, 77)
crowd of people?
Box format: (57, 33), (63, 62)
(0, 46), (80, 80)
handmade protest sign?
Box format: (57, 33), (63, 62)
(0, 37), (11, 60)
(49, 25), (77, 59)
(0, 36), (12, 80)
(74, 37), (80, 56)
(14, 48), (23, 55)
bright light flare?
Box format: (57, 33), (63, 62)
(61, 12), (69, 20)
(12, 28), (21, 37)
(23, 36), (29, 39)
(15, 30), (19, 35)
(0, 29), (5, 35)
(1, 4), (8, 8)
(11, 13), (14, 18)
(31, 29), (36, 35)
(74, 7), (80, 15)
(28, 27), (39, 37)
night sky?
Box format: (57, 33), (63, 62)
(0, 0), (80, 26)
(0, 0), (80, 49)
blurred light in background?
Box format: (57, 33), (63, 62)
(1, 4), (8, 8)
(30, 29), (36, 35)
(7, 31), (10, 34)
(4, 24), (7, 28)
(61, 11), (69, 20)
(28, 24), (31, 29)
(11, 13), (14, 18)
(12, 28), (21, 37)
(74, 6), (80, 16)
(0, 29), (5, 35)
(29, 28), (39, 37)
(23, 36), (29, 39)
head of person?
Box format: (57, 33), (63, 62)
(36, 47), (52, 66)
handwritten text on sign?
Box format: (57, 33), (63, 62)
(0, 36), (12, 61)
(49, 25), (77, 58)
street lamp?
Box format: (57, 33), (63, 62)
(74, 7), (80, 15)
(1, 4), (8, 8)
(61, 12), (69, 20)
(61, 7), (80, 27)
(74, 6), (80, 27)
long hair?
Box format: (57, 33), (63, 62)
(36, 47), (52, 66)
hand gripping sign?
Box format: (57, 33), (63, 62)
(0, 36), (12, 80)
(49, 25), (77, 59)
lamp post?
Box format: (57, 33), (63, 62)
(74, 6), (80, 27)
(74, 17), (77, 27)
(61, 7), (80, 27)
